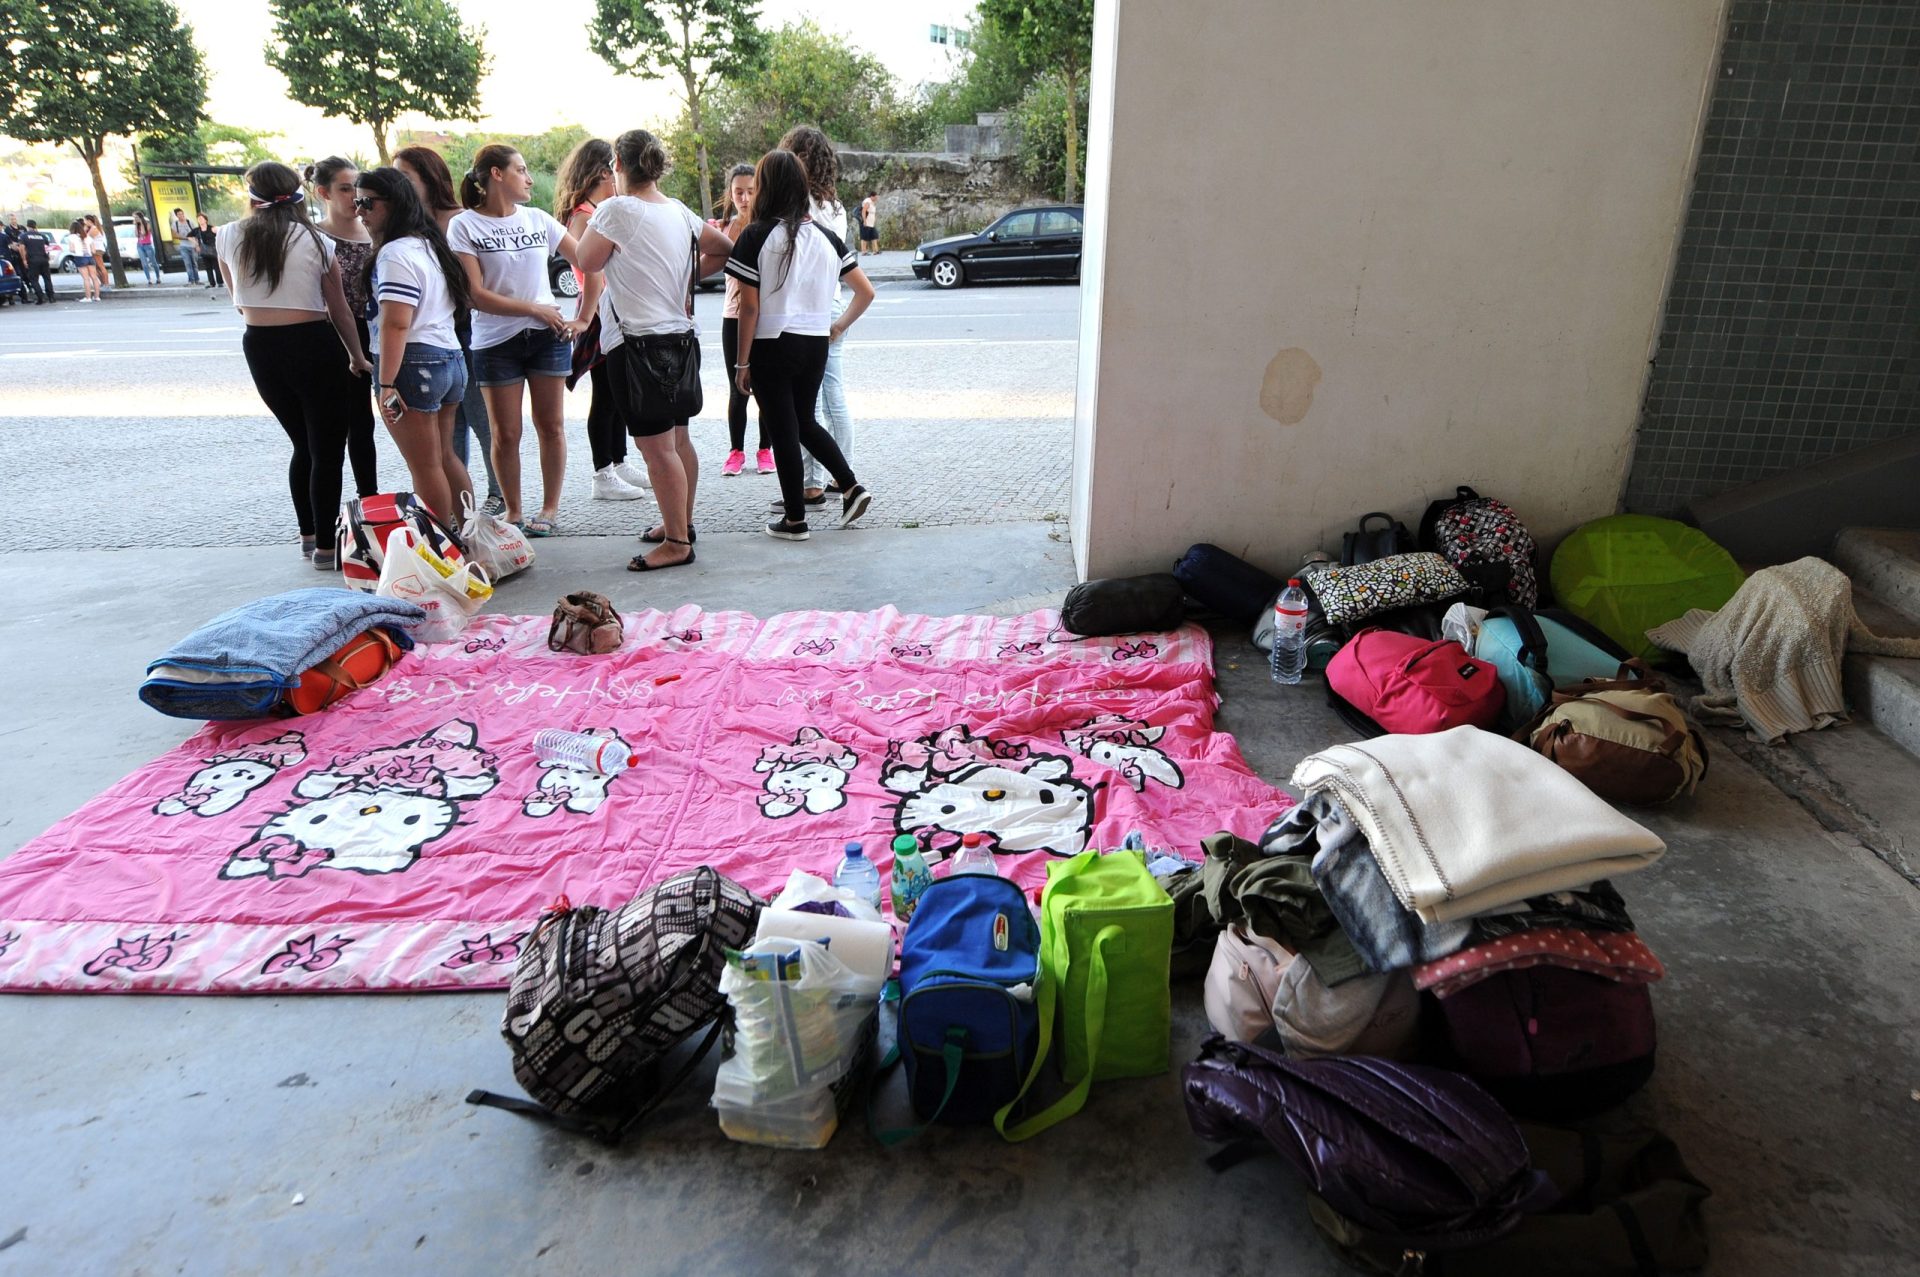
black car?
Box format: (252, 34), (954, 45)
(911, 205), (1084, 289)
(549, 254), (579, 299)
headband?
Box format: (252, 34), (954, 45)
(248, 189), (305, 209)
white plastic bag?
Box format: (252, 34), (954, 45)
(716, 939), (873, 1102)
(374, 525), (492, 643)
(457, 490), (534, 581)
(769, 869), (883, 924)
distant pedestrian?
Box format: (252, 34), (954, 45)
(556, 137), (651, 502)
(306, 155), (381, 504)
(355, 165), (475, 523)
(192, 214), (220, 290)
(571, 128), (734, 571)
(84, 215), (109, 288)
(133, 213), (161, 284)
(171, 207), (200, 283)
(396, 144), (503, 514)
(729, 149), (876, 542)
(859, 191), (879, 255)
(717, 162), (771, 478)
(451, 144), (583, 537)
(780, 125), (857, 511)
(16, 220), (54, 302)
(217, 161), (375, 571)
(68, 221), (102, 301)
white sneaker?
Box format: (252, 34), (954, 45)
(612, 459), (651, 490)
(592, 467), (645, 501)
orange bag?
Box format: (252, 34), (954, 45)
(283, 628), (406, 716)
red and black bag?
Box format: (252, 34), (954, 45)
(1419, 485), (1541, 608)
(337, 492), (463, 593)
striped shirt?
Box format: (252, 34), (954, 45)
(370, 236), (459, 353)
(724, 218), (855, 339)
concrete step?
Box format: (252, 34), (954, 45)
(1844, 589), (1920, 761)
(1833, 526), (1920, 625)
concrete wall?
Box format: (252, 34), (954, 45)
(1071, 0), (1729, 581)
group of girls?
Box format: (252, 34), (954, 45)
(220, 122), (873, 573)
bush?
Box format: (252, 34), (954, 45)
(1007, 72), (1088, 202)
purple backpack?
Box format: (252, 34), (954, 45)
(1436, 968), (1657, 1121)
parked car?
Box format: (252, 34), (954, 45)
(912, 205), (1084, 289)
(548, 253), (579, 299)
(0, 258), (25, 306)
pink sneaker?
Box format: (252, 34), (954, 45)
(722, 450), (745, 477)
(756, 448), (775, 474)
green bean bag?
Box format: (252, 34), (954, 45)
(1549, 515), (1744, 661)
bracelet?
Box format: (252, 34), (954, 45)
(378, 382), (397, 389)
(735, 363), (749, 369)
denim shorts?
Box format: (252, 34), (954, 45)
(393, 343), (467, 412)
(473, 326), (572, 386)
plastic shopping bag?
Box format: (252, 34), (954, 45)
(769, 869), (884, 924)
(715, 938), (876, 1106)
(375, 526), (492, 643)
(458, 490), (535, 581)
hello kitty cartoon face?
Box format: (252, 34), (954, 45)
(1062, 715), (1184, 792)
(882, 725), (1093, 857)
(154, 732), (307, 818)
(754, 728), (857, 819)
(219, 720), (496, 882)
(524, 728), (629, 818)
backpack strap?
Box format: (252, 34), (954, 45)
(1484, 605), (1551, 675)
(870, 1024), (967, 1147)
(1542, 694), (1690, 758)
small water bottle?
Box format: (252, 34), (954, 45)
(889, 834), (935, 922)
(947, 832), (998, 877)
(833, 841), (883, 912)
(531, 729), (636, 775)
(1270, 578), (1311, 685)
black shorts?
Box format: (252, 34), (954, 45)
(859, 225), (878, 242)
(607, 340), (691, 439)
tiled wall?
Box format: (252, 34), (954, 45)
(1625, 0), (1920, 515)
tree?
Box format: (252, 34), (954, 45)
(265, 0), (488, 165)
(0, 0), (206, 288)
(978, 0), (1093, 202)
(143, 122), (283, 169)
(590, 0), (765, 219)
(913, 15), (1028, 147)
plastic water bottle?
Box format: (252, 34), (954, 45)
(832, 841), (883, 912)
(889, 834), (935, 922)
(1270, 578), (1311, 685)
(948, 832), (998, 877)
(532, 729), (636, 775)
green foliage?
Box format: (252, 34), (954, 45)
(142, 122), (283, 170)
(426, 124), (588, 215)
(977, 0), (1091, 200)
(1007, 72), (1088, 202)
(912, 15), (1030, 145)
(265, 0), (488, 163)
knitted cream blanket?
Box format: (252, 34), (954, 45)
(1646, 557), (1920, 744)
(1291, 727), (1666, 925)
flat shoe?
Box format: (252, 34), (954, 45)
(640, 523), (696, 544)
(628, 538), (695, 571)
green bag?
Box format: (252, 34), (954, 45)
(1549, 514), (1744, 661)
(994, 849), (1174, 1141)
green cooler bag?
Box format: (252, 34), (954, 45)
(995, 849), (1173, 1141)
(1549, 514), (1744, 661)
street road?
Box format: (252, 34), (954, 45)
(0, 279), (1079, 552)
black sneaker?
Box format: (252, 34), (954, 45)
(840, 484), (872, 528)
(768, 492), (828, 510)
(765, 518), (810, 542)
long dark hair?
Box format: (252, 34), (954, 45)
(749, 149), (812, 292)
(392, 146), (460, 217)
(555, 138), (613, 219)
(460, 143), (519, 210)
(236, 161), (326, 292)
(778, 125), (840, 211)
(355, 166), (471, 316)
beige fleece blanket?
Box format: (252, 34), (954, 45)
(1291, 727), (1666, 925)
(1646, 556), (1920, 743)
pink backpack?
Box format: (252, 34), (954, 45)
(1326, 629), (1506, 734)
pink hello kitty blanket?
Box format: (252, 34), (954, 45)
(0, 607), (1292, 993)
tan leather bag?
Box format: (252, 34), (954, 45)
(1525, 668), (1708, 805)
(548, 592), (624, 655)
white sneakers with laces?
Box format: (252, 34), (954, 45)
(592, 466), (646, 501)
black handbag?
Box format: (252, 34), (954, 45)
(606, 231), (703, 424)
(1058, 573), (1188, 636)
(1341, 511), (1417, 565)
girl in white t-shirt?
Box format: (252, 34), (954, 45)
(781, 126), (856, 507)
(450, 144), (583, 537)
(573, 129), (735, 572)
(355, 166), (476, 524)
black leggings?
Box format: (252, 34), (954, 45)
(585, 359), (627, 471)
(721, 316), (767, 453)
(750, 332), (854, 523)
(242, 321), (370, 551)
(346, 317), (379, 497)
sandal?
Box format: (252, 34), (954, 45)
(640, 523), (696, 544)
(522, 515), (558, 537)
(628, 537), (696, 571)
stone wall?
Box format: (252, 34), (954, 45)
(836, 149), (1040, 249)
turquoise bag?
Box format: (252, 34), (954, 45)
(1475, 606), (1631, 731)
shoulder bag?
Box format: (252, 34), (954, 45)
(607, 228), (703, 424)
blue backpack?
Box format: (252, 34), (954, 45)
(1475, 605), (1632, 730)
(895, 875), (1042, 1127)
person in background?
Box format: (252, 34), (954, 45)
(0, 215), (18, 270)
(16, 220), (54, 303)
(133, 213), (161, 284)
(395, 144), (503, 516)
(171, 207), (199, 284)
(191, 214), (220, 290)
(307, 156), (381, 503)
(215, 161), (373, 571)
(68, 220), (102, 302)
(859, 191), (879, 256)
(717, 162), (772, 478)
(84, 215), (109, 290)
(729, 149), (875, 543)
(450, 144), (581, 537)
(571, 128), (733, 571)
(556, 137), (650, 502)
(780, 125), (858, 519)
(355, 166), (474, 523)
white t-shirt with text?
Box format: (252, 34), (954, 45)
(447, 205), (568, 351)
(586, 195), (704, 352)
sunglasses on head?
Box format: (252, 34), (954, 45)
(352, 195), (382, 211)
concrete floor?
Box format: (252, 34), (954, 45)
(4, 524), (1918, 1276)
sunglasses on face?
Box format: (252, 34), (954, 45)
(352, 195), (382, 211)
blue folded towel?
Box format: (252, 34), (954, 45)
(141, 588), (427, 719)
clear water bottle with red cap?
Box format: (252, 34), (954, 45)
(531, 729), (636, 775)
(948, 831), (998, 876)
(1270, 579), (1311, 685)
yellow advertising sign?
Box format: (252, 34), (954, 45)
(147, 179), (198, 242)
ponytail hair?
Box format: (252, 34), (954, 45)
(305, 155), (355, 191)
(460, 144), (519, 209)
(612, 129), (670, 188)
